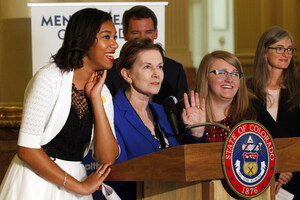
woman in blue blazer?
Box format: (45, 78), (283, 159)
(110, 37), (179, 199)
(114, 91), (179, 162)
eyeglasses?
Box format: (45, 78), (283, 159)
(267, 46), (296, 55)
(209, 69), (243, 81)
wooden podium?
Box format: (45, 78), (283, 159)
(107, 137), (300, 200)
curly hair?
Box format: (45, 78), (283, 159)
(52, 8), (112, 72)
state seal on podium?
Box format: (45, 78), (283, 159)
(222, 120), (276, 199)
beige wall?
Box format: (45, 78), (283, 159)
(189, 0), (235, 68)
(234, 0), (300, 77)
(0, 0), (32, 105)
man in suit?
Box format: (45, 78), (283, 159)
(105, 5), (188, 105)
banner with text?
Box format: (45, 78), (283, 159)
(28, 2), (167, 74)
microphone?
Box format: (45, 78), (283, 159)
(163, 96), (181, 141)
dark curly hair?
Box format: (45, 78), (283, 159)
(52, 8), (112, 72)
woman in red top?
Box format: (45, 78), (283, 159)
(181, 50), (256, 142)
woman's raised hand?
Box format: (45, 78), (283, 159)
(85, 70), (107, 103)
(182, 90), (206, 138)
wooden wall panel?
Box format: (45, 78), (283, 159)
(131, 0), (193, 67)
(0, 129), (18, 182)
(234, 0), (262, 55)
(164, 0), (193, 67)
(234, 0), (299, 78)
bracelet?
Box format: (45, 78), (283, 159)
(61, 172), (67, 188)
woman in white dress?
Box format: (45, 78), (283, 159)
(0, 8), (119, 200)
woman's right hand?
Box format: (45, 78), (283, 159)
(79, 163), (111, 195)
(275, 172), (293, 194)
(85, 70), (107, 104)
(181, 90), (206, 138)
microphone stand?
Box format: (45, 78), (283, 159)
(185, 122), (231, 133)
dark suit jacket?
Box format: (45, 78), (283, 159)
(255, 90), (300, 197)
(248, 81), (300, 198)
(247, 79), (300, 139)
(106, 57), (188, 105)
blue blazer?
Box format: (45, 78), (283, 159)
(113, 90), (179, 163)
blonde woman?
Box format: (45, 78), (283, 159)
(182, 50), (282, 144)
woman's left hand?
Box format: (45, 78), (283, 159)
(275, 181), (282, 194)
(78, 163), (111, 195)
(85, 70), (107, 102)
(275, 172), (293, 194)
(182, 90), (206, 138)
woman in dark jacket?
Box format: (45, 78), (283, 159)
(247, 26), (300, 198)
